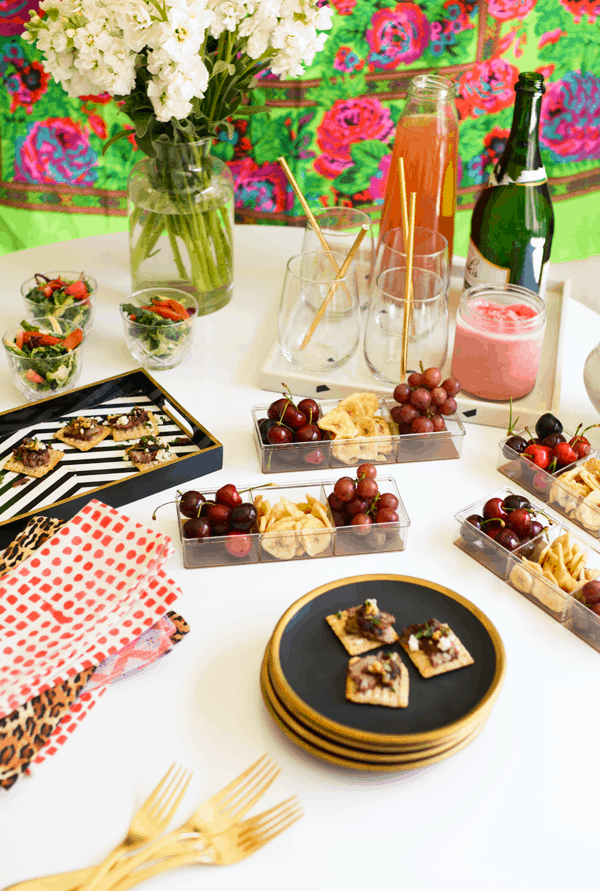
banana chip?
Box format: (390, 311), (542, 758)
(554, 459), (600, 531)
(514, 529), (599, 608)
(318, 391), (394, 465)
(256, 492), (332, 560)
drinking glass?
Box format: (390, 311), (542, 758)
(364, 267), (448, 385)
(3, 316), (84, 401)
(278, 250), (360, 373)
(120, 287), (198, 370)
(375, 227), (450, 290)
(302, 207), (375, 309)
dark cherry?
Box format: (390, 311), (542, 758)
(259, 418), (277, 443)
(529, 519), (544, 538)
(485, 524), (503, 541)
(506, 508), (531, 537)
(179, 490), (206, 518)
(231, 503), (257, 531)
(518, 537), (536, 559)
(225, 531), (253, 558)
(305, 449), (325, 465)
(375, 508), (399, 524)
(379, 492), (399, 511)
(542, 432), (566, 448)
(183, 517), (211, 539)
(206, 503), (232, 535)
(535, 412), (563, 441)
(496, 528), (521, 551)
(504, 435), (528, 455)
(295, 424), (321, 443)
(461, 514), (483, 544)
(467, 514), (483, 530)
(483, 497), (508, 522)
(267, 397), (289, 420)
(347, 497), (369, 517)
(502, 494), (531, 511)
(281, 405), (306, 429)
(215, 484), (242, 509)
(267, 424), (293, 445)
(297, 398), (320, 423)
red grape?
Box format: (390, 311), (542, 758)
(375, 508), (399, 524)
(356, 478), (378, 500)
(328, 492), (344, 512)
(581, 580), (600, 604)
(407, 372), (422, 388)
(398, 422), (412, 435)
(390, 405), (404, 425)
(379, 492), (399, 511)
(350, 513), (373, 533)
(331, 510), (347, 528)
(399, 404), (419, 424)
(430, 387), (447, 406)
(442, 378), (461, 397)
(431, 416), (446, 432)
(347, 496), (369, 517)
(440, 397), (457, 416)
(334, 477), (356, 502)
(410, 388), (432, 410)
(357, 463), (377, 480)
(393, 383), (412, 404)
(411, 417), (434, 434)
(422, 367), (442, 388)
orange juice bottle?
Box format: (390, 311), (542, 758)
(380, 75), (459, 260)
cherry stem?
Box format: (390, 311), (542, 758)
(524, 426), (536, 443)
(152, 499), (178, 520)
(481, 518), (505, 528)
(280, 383), (296, 406)
(506, 398), (520, 436)
(571, 423), (600, 446)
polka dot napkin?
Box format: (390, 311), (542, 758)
(0, 499), (181, 719)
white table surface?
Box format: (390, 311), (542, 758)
(0, 227), (599, 891)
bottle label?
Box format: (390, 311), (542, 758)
(488, 167), (548, 187)
(464, 239), (510, 288)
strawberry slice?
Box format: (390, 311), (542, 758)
(61, 328), (84, 351)
(25, 369), (45, 384)
(64, 280), (89, 299)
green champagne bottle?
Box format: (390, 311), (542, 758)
(464, 72), (554, 296)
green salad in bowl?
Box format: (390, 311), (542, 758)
(120, 288), (198, 370)
(3, 317), (84, 401)
(21, 271), (97, 333)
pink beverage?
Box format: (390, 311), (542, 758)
(451, 285), (546, 401)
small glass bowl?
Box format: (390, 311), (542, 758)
(21, 271), (98, 334)
(120, 288), (198, 370)
(3, 316), (85, 401)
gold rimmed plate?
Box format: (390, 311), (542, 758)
(268, 574), (505, 749)
(261, 649), (489, 764)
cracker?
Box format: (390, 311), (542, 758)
(400, 628), (474, 679)
(109, 410), (159, 442)
(325, 610), (398, 656)
(131, 454), (179, 474)
(54, 422), (110, 452)
(345, 654), (409, 708)
(5, 448), (64, 479)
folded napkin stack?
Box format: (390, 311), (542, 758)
(0, 500), (188, 790)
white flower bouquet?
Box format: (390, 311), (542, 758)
(24, 0), (332, 312)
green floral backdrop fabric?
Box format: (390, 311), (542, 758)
(1, 0), (599, 239)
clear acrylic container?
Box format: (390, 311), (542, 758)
(455, 488), (600, 654)
(177, 476), (409, 569)
(497, 430), (600, 535)
(453, 486), (553, 579)
(253, 396), (465, 473)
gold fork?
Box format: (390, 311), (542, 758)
(3, 755), (275, 891)
(94, 754), (281, 890)
(105, 796), (303, 891)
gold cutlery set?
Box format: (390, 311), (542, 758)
(6, 756), (301, 891)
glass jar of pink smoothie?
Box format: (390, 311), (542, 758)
(451, 284), (546, 401)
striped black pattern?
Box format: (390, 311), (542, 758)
(0, 394), (198, 521)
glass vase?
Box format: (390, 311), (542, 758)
(128, 138), (234, 316)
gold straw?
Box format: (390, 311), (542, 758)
(400, 193), (416, 379)
(300, 224), (369, 351)
(278, 156), (354, 300)
(398, 158), (410, 249)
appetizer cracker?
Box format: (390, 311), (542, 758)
(54, 416), (109, 451)
(400, 618), (474, 678)
(326, 598), (398, 655)
(5, 438), (64, 479)
(125, 435), (176, 472)
(346, 651), (409, 708)
(107, 406), (159, 442)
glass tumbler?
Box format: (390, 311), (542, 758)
(302, 208), (375, 309)
(21, 271), (98, 334)
(120, 287), (198, 370)
(375, 226), (450, 290)
(3, 316), (84, 401)
(278, 251), (360, 373)
(364, 267), (448, 385)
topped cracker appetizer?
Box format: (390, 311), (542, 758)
(400, 618), (474, 678)
(54, 415), (109, 451)
(346, 651), (409, 709)
(107, 406), (159, 442)
(5, 438), (64, 479)
(125, 435), (175, 472)
(326, 598), (398, 655)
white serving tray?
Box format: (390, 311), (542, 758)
(259, 257), (569, 430)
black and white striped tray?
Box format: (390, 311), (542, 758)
(0, 370), (222, 546)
